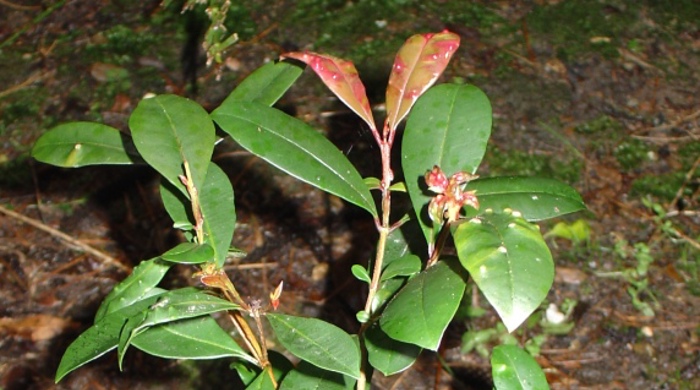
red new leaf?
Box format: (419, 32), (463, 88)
(385, 31), (460, 132)
(283, 52), (377, 133)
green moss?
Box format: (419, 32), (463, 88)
(493, 51), (517, 78)
(284, 0), (416, 61)
(485, 145), (582, 183)
(678, 247), (699, 297)
(614, 139), (651, 171)
(631, 172), (686, 201)
(644, 0), (700, 33)
(224, 3), (261, 41)
(83, 24), (161, 65)
(425, 1), (505, 31)
(575, 115), (623, 134)
(632, 141), (700, 200)
(678, 142), (700, 169)
(528, 1), (639, 60)
(0, 154), (32, 188)
(104, 24), (157, 56)
(1, 91), (42, 126)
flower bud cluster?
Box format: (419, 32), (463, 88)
(425, 165), (479, 224)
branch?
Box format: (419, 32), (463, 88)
(0, 204), (129, 272)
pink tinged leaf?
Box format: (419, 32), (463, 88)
(385, 31), (460, 131)
(282, 51), (376, 132)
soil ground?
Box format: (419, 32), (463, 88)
(1, 1), (699, 389)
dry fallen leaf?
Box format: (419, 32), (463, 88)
(555, 266), (588, 285)
(0, 314), (74, 342)
(90, 62), (126, 83)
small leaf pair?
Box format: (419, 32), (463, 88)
(283, 30), (461, 141)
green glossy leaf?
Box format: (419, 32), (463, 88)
(389, 182), (407, 192)
(55, 293), (164, 383)
(161, 242), (215, 264)
(351, 264), (370, 283)
(220, 60), (303, 107)
(381, 254), (421, 281)
(363, 176), (381, 190)
(544, 219), (591, 242)
(269, 350), (295, 382)
(384, 226), (411, 264)
(380, 258), (467, 350)
(235, 351), (293, 389)
(132, 316), (254, 364)
(267, 314), (361, 379)
(160, 179), (193, 236)
(383, 218), (426, 269)
(365, 177), (406, 192)
(282, 52), (376, 132)
(491, 345), (550, 390)
(117, 288), (239, 368)
(355, 310), (370, 323)
(453, 210), (553, 332)
(129, 94), (215, 194)
(371, 278), (406, 314)
(402, 83), (492, 247)
(212, 101), (376, 217)
(199, 162), (236, 267)
(32, 122), (139, 167)
(385, 31), (460, 130)
(159, 162), (236, 264)
(95, 258), (171, 322)
(246, 371), (277, 390)
(467, 177), (586, 222)
(280, 361), (354, 390)
(365, 322), (421, 376)
(233, 362), (259, 388)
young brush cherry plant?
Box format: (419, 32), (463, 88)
(33, 31), (585, 389)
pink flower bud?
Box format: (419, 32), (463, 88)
(269, 281), (283, 311)
(425, 166), (448, 193)
(451, 171), (477, 186)
(458, 190), (480, 211)
(424, 166), (480, 224)
(428, 194), (447, 223)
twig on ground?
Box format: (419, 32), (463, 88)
(665, 210), (700, 218)
(47, 253), (89, 275)
(0, 0), (66, 49)
(631, 133), (699, 143)
(223, 262), (277, 271)
(666, 227), (700, 251)
(618, 48), (664, 74)
(634, 108), (700, 134)
(0, 0), (40, 11)
(0, 204), (130, 272)
(670, 155), (700, 213)
(0, 71), (52, 99)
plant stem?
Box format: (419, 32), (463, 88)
(228, 311), (265, 364)
(358, 132), (395, 390)
(427, 222), (450, 267)
(182, 160), (205, 244)
(356, 337), (369, 390)
(252, 310), (271, 370)
(363, 141), (393, 315)
(215, 273), (273, 385)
